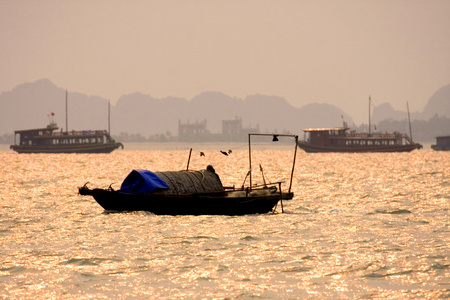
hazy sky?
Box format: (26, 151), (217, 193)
(1, 0), (449, 124)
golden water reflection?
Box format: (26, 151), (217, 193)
(0, 148), (449, 298)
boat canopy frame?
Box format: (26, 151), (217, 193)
(248, 133), (298, 193)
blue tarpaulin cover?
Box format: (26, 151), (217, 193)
(120, 169), (169, 193)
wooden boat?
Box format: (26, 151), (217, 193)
(79, 174), (293, 215)
(10, 91), (123, 154)
(431, 136), (450, 151)
(78, 134), (298, 215)
(297, 98), (422, 153)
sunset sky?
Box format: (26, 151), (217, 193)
(1, 0), (449, 124)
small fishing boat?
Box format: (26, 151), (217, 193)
(297, 98), (422, 153)
(79, 134), (298, 215)
(10, 91), (123, 154)
(431, 135), (450, 151)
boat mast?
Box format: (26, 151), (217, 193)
(407, 101), (413, 141)
(108, 100), (111, 134)
(248, 134), (252, 186)
(65, 89), (68, 132)
(368, 95), (371, 136)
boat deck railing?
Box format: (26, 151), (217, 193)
(349, 132), (402, 138)
(50, 130), (110, 137)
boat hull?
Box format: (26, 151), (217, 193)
(79, 187), (293, 215)
(297, 141), (421, 153)
(10, 142), (123, 154)
(431, 145), (450, 151)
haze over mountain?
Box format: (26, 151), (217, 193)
(1, 79), (449, 142)
(0, 79), (354, 136)
(371, 84), (450, 124)
(1, 1), (449, 126)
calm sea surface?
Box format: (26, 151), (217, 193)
(0, 142), (449, 299)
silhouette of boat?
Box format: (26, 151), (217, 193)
(10, 91), (123, 153)
(431, 136), (450, 151)
(10, 121), (123, 153)
(79, 134), (298, 215)
(297, 98), (422, 153)
(297, 127), (422, 153)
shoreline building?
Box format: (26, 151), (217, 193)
(178, 117), (260, 142)
(222, 117), (259, 142)
(178, 119), (210, 142)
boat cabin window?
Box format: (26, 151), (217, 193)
(327, 130), (344, 136)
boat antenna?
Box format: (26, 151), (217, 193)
(65, 89), (68, 132)
(407, 101), (413, 141)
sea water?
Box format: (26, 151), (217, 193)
(0, 143), (449, 299)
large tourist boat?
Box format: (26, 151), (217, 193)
(431, 135), (450, 151)
(10, 118), (123, 153)
(10, 91), (123, 154)
(297, 98), (422, 153)
(297, 127), (422, 153)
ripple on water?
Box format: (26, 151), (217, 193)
(0, 149), (449, 298)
